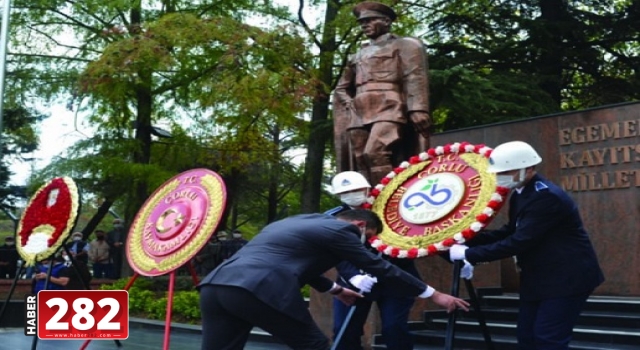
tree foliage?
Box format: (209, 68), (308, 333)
(6, 0), (640, 233)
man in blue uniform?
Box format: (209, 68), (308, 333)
(326, 171), (421, 350)
(449, 140), (604, 350)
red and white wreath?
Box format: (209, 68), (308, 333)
(362, 142), (510, 258)
(16, 177), (80, 266)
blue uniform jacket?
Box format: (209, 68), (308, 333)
(465, 174), (604, 301)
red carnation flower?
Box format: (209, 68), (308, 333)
(476, 213), (489, 222)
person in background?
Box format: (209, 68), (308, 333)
(219, 229), (247, 261)
(326, 171), (422, 350)
(58, 251), (93, 290)
(0, 236), (18, 279)
(107, 218), (126, 279)
(449, 140), (604, 350)
(88, 230), (111, 279)
(194, 232), (223, 276)
(32, 254), (67, 293)
(65, 231), (90, 264)
(198, 210), (469, 350)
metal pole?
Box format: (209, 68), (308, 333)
(444, 260), (463, 350)
(0, 0), (13, 144)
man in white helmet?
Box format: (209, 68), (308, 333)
(326, 171), (372, 215)
(449, 140), (604, 350)
(325, 170), (423, 350)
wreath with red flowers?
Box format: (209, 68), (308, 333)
(363, 142), (510, 259)
(16, 177), (80, 266)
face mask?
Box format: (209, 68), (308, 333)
(497, 169), (526, 189)
(63, 255), (70, 262)
(5, 241), (14, 246)
(114, 224), (124, 229)
(73, 236), (82, 242)
(340, 192), (368, 207)
(232, 234), (242, 239)
(496, 175), (518, 189)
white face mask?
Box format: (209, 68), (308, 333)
(496, 175), (518, 189)
(497, 169), (526, 189)
(340, 192), (368, 207)
(73, 236), (82, 242)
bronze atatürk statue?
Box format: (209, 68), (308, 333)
(333, 1), (431, 185)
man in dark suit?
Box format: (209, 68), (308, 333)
(449, 140), (604, 350)
(199, 209), (469, 350)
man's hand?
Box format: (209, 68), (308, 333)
(348, 274), (378, 293)
(430, 291), (470, 313)
(335, 288), (364, 306)
(449, 244), (469, 262)
(408, 111), (432, 139)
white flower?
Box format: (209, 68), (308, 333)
(482, 207), (495, 216)
(418, 152), (429, 161)
(464, 144), (475, 152)
(470, 222), (484, 232)
(451, 143), (460, 153)
(491, 193), (503, 201)
(22, 233), (50, 254)
(400, 161), (410, 168)
(435, 146), (445, 155)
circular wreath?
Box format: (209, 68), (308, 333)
(127, 170), (226, 276)
(363, 142), (510, 258)
(16, 177), (81, 266)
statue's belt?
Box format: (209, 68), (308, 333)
(356, 82), (399, 93)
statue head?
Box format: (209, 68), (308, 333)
(353, 2), (396, 39)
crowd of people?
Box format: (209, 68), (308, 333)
(0, 218), (127, 282)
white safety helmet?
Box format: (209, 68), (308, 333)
(487, 141), (542, 173)
(331, 171), (371, 194)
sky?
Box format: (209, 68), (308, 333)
(9, 104), (88, 186)
(8, 1), (322, 187)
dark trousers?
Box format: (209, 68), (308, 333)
(199, 285), (329, 350)
(332, 294), (415, 350)
(92, 263), (111, 279)
(517, 292), (590, 350)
